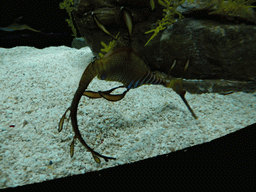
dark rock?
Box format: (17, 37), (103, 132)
(71, 37), (89, 49)
(152, 18), (256, 81)
(72, 0), (256, 93)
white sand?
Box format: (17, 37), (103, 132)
(0, 46), (255, 188)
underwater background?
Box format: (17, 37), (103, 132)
(0, 0), (255, 189)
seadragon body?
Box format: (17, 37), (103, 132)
(59, 7), (197, 164)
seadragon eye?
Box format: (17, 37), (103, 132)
(101, 72), (107, 80)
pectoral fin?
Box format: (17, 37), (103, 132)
(92, 153), (101, 164)
(70, 137), (75, 158)
(99, 89), (128, 102)
(83, 86), (125, 99)
(83, 91), (102, 98)
(58, 107), (70, 132)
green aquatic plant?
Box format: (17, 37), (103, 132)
(210, 0), (256, 19)
(145, 0), (194, 46)
(99, 40), (118, 58)
(59, 0), (77, 37)
(99, 33), (120, 58)
(145, 0), (256, 46)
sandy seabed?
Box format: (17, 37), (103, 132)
(0, 46), (255, 188)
